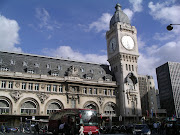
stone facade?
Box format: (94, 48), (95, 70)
(0, 51), (117, 126)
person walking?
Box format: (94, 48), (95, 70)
(35, 123), (39, 135)
(79, 124), (84, 135)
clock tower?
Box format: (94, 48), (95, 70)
(106, 4), (142, 121)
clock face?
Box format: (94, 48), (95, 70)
(121, 36), (134, 50)
(109, 38), (117, 53)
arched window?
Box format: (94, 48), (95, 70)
(84, 102), (99, 112)
(104, 103), (116, 116)
(47, 102), (61, 114)
(21, 101), (37, 115)
(0, 100), (9, 114)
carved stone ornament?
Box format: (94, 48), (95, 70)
(36, 93), (49, 104)
(97, 96), (104, 106)
(67, 65), (79, 77)
(41, 84), (45, 89)
(15, 82), (20, 88)
(10, 91), (22, 102)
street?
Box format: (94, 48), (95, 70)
(1, 132), (165, 135)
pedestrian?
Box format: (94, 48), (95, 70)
(59, 122), (65, 135)
(35, 123), (39, 135)
(79, 124), (84, 135)
(153, 122), (158, 134)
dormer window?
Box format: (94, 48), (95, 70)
(46, 64), (51, 69)
(99, 71), (103, 74)
(52, 73), (59, 76)
(85, 73), (93, 80)
(86, 76), (92, 80)
(27, 70), (34, 74)
(34, 63), (39, 68)
(10, 60), (15, 65)
(57, 65), (62, 70)
(104, 75), (112, 82)
(1, 67), (9, 71)
(23, 61), (27, 66)
(50, 69), (59, 76)
(80, 68), (84, 72)
(90, 69), (94, 73)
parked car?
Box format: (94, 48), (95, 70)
(132, 124), (151, 135)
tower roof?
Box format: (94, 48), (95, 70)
(110, 3), (130, 28)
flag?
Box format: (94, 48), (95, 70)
(155, 110), (157, 118)
(151, 109), (153, 118)
(146, 110), (149, 117)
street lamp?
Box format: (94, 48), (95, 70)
(167, 24), (180, 31)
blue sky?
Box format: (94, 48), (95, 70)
(0, 0), (180, 88)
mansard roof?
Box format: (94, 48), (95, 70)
(0, 51), (114, 81)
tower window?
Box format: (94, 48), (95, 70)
(132, 65), (134, 71)
(126, 64), (128, 70)
(129, 65), (131, 71)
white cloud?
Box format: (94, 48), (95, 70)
(137, 37), (146, 50)
(89, 13), (112, 32)
(153, 32), (175, 41)
(42, 46), (108, 64)
(35, 8), (61, 31)
(148, 1), (180, 34)
(138, 39), (180, 88)
(129, 0), (143, 12)
(0, 15), (22, 52)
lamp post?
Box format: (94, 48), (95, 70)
(167, 24), (180, 31)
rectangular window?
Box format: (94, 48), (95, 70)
(1, 81), (6, 88)
(103, 89), (107, 95)
(113, 90), (115, 96)
(28, 83), (33, 90)
(47, 84), (51, 92)
(53, 85), (57, 92)
(89, 88), (92, 94)
(8, 81), (13, 89)
(35, 84), (39, 91)
(83, 88), (87, 94)
(108, 90), (111, 96)
(22, 82), (26, 90)
(94, 88), (97, 95)
(59, 85), (63, 93)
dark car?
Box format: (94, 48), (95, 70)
(132, 124), (151, 135)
